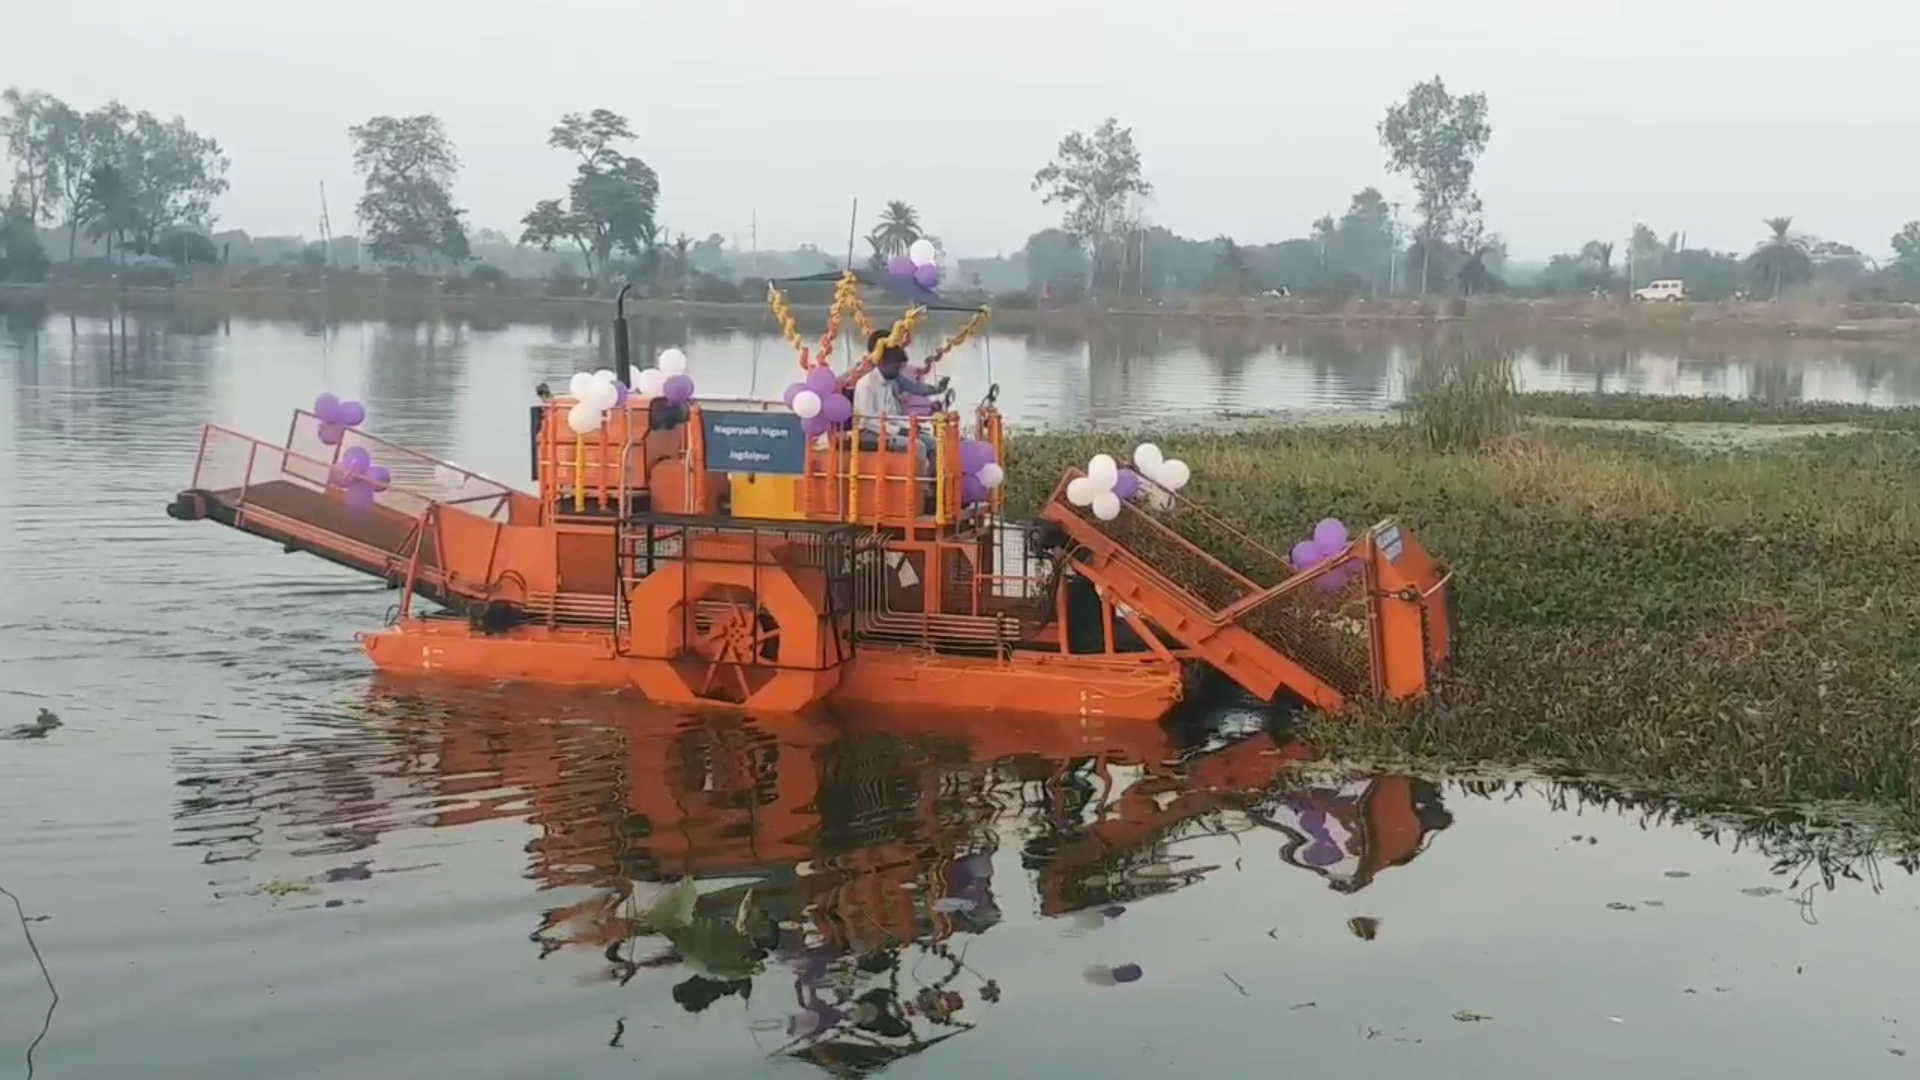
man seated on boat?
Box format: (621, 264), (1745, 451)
(853, 330), (947, 469)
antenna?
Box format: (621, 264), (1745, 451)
(317, 181), (335, 267)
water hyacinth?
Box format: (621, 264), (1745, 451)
(1004, 410), (1920, 812)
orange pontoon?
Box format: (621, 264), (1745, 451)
(166, 276), (1454, 721)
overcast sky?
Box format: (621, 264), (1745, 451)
(7, 1), (1916, 259)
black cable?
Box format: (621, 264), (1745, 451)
(0, 885), (56, 1080)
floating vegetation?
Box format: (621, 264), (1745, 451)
(1501, 391), (1920, 430)
(1007, 412), (1920, 811)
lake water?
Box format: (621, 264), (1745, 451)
(2, 303), (1917, 1077)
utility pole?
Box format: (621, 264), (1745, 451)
(1625, 217), (1635, 296)
(750, 211), (758, 278)
(1388, 202), (1402, 294)
(317, 182), (335, 266)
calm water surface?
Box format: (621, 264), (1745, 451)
(2, 305), (1917, 1077)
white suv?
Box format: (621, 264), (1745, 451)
(1632, 279), (1686, 302)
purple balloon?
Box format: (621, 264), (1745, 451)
(1312, 562), (1358, 595)
(337, 400), (366, 427)
(317, 422), (346, 447)
(1312, 518), (1348, 549)
(662, 374), (695, 404)
(341, 446), (372, 474)
(1113, 468), (1141, 500)
(801, 413), (831, 438)
(782, 381), (807, 407)
(612, 382), (630, 407)
(343, 482), (376, 513)
(313, 393), (341, 424)
(819, 393), (852, 425)
(365, 464), (391, 491)
(805, 366), (840, 397)
(886, 255), (915, 278)
(1290, 539), (1322, 571)
(958, 439), (993, 475)
(1296, 804), (1345, 866)
(913, 262), (940, 290)
(960, 473), (988, 505)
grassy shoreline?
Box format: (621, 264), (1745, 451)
(1002, 417), (1920, 813)
(6, 280), (1920, 339)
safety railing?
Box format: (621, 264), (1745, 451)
(1046, 469), (1264, 620)
(187, 424), (447, 582)
(285, 408), (522, 524)
(1222, 545), (1380, 702)
(798, 411), (966, 527)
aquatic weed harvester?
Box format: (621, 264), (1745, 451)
(166, 267), (1454, 720)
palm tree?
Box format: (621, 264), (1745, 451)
(868, 201), (922, 258)
(1750, 216), (1810, 299)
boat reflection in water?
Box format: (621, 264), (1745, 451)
(171, 682), (1455, 1073)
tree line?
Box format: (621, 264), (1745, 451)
(6, 80), (1920, 303)
(1011, 79), (1920, 303)
(0, 87), (231, 281)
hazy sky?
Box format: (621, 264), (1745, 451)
(7, 1), (1917, 259)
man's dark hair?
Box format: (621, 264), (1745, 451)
(866, 328), (889, 353)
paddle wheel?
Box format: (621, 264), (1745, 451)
(678, 582), (786, 705)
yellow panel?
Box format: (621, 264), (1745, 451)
(728, 473), (805, 520)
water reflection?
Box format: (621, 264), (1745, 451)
(10, 296), (1920, 438)
(166, 688), (1462, 1063)
(164, 681), (1920, 1076)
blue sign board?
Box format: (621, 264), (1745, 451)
(700, 409), (808, 475)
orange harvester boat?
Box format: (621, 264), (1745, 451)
(165, 276), (1455, 721)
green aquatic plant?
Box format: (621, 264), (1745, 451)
(1402, 333), (1520, 453)
(1500, 391), (1920, 430)
(1004, 423), (1920, 810)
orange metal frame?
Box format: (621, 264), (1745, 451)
(169, 322), (1452, 722)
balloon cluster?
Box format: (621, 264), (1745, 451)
(329, 444), (391, 513)
(1063, 443), (1193, 521)
(312, 393), (367, 446)
(629, 347), (695, 405)
(884, 238), (942, 291)
(565, 369), (624, 435)
(1290, 518), (1359, 593)
(783, 365), (853, 438)
(957, 438), (1005, 506)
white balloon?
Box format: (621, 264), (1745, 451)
(792, 389), (823, 419)
(1091, 490), (1123, 521)
(1086, 454), (1119, 490)
(977, 462), (1005, 489)
(582, 378), (620, 410)
(908, 238), (937, 266)
(568, 372), (597, 399)
(1065, 476), (1096, 507)
(628, 365), (645, 387)
(658, 348), (689, 376)
(567, 401), (605, 435)
(1158, 458), (1192, 491)
(636, 368), (667, 396)
(1133, 442), (1164, 474)
(593, 368), (618, 384)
